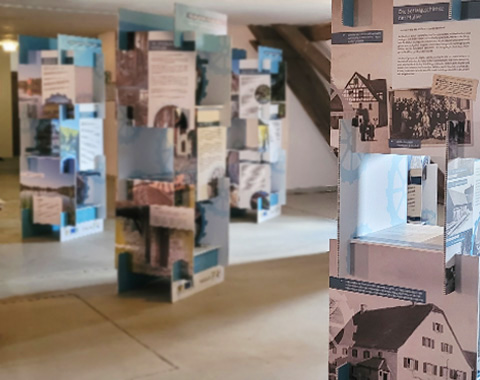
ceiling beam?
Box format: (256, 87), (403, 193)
(298, 23), (331, 41)
(273, 24), (330, 82)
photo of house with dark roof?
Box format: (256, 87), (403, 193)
(342, 72), (388, 129)
(329, 304), (474, 380)
(331, 90), (345, 131)
(447, 187), (473, 236)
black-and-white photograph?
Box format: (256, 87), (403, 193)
(346, 72), (388, 142)
(331, 0), (393, 154)
(391, 89), (472, 146)
(329, 293), (476, 380)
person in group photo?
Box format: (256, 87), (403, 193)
(356, 103), (374, 142)
(391, 91), (467, 143)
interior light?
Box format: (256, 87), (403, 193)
(1, 40), (19, 53)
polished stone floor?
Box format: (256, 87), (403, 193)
(0, 254), (329, 380)
(0, 158), (333, 379)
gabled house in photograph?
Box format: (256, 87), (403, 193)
(329, 304), (474, 380)
(330, 92), (344, 131)
(446, 187), (473, 235)
(342, 72), (388, 127)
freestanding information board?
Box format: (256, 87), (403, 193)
(18, 35), (106, 242)
(227, 47), (287, 223)
(115, 5), (231, 302)
(329, 0), (480, 379)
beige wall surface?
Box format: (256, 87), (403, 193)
(0, 51), (13, 158)
(99, 31), (118, 178)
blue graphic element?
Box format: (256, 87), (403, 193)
(386, 155), (407, 226)
(471, 215), (480, 256)
(342, 0), (354, 26)
(19, 35), (57, 64)
(57, 35), (102, 67)
(330, 276), (426, 303)
(194, 248), (219, 273)
(118, 8), (174, 50)
(422, 209), (437, 226)
(340, 120), (363, 184)
(258, 46), (283, 74)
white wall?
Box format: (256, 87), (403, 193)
(228, 24), (338, 190)
(286, 87), (337, 190)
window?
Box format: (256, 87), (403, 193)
(353, 77), (359, 85)
(441, 342), (453, 354)
(368, 103), (373, 110)
(377, 352), (382, 358)
(440, 367), (448, 377)
(363, 350), (370, 359)
(448, 370), (467, 380)
(422, 337), (435, 349)
(433, 322), (444, 333)
(423, 363), (437, 375)
(342, 348), (348, 356)
(359, 90), (364, 99)
(332, 347), (337, 354)
(448, 369), (467, 379)
(352, 349), (358, 358)
(404, 358), (419, 371)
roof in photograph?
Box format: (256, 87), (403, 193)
(356, 357), (390, 371)
(351, 304), (436, 350)
(448, 190), (469, 207)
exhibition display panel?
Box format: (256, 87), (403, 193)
(115, 5), (231, 302)
(18, 35), (106, 242)
(329, 0), (480, 379)
(227, 47), (287, 223)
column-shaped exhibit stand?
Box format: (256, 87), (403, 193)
(329, 0), (480, 379)
(18, 35), (106, 242)
(227, 48), (287, 223)
(115, 5), (231, 302)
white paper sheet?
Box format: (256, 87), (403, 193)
(238, 162), (271, 210)
(268, 119), (283, 163)
(41, 61), (75, 105)
(431, 74), (479, 101)
(393, 20), (480, 90)
(197, 127), (227, 201)
(147, 32), (196, 129)
(79, 118), (103, 171)
(33, 195), (62, 225)
(239, 75), (271, 119)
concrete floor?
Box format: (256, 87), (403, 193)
(0, 158), (333, 379)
